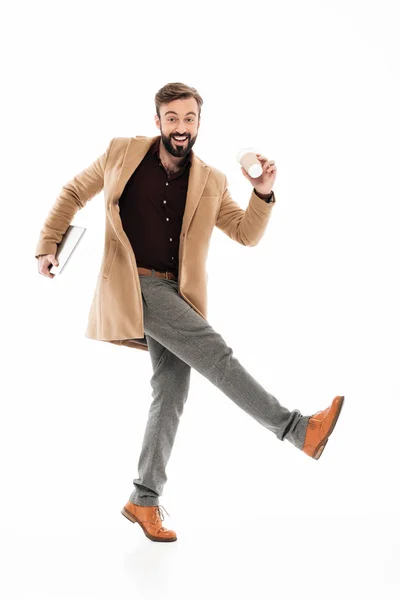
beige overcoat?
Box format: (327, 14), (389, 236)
(35, 135), (276, 352)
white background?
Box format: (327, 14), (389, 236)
(1, 0), (400, 598)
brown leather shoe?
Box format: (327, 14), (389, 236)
(121, 501), (177, 542)
(302, 395), (345, 459)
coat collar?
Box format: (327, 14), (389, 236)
(109, 135), (211, 238)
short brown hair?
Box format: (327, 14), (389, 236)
(155, 82), (203, 120)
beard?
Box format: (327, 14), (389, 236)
(160, 130), (197, 159)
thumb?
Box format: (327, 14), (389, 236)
(50, 254), (59, 266)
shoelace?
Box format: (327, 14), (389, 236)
(138, 505), (171, 531)
(155, 504), (170, 522)
(308, 417), (323, 430)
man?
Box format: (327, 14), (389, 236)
(35, 82), (345, 543)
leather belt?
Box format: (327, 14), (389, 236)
(137, 266), (178, 281)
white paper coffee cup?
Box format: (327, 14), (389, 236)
(237, 147), (263, 178)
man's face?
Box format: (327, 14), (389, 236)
(155, 98), (200, 159)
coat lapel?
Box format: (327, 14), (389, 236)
(108, 136), (211, 237)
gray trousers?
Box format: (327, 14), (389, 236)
(129, 273), (309, 507)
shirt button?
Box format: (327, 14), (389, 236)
(166, 182), (169, 186)
(163, 200), (166, 204)
(169, 238), (172, 241)
(166, 217), (169, 221)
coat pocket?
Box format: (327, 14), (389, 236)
(102, 238), (118, 280)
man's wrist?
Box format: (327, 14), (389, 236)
(254, 188), (274, 202)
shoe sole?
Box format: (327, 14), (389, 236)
(312, 395), (345, 460)
(121, 507), (177, 542)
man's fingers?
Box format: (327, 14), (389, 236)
(38, 255), (57, 278)
(256, 154), (275, 165)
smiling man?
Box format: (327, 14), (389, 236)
(158, 102), (198, 168)
(35, 82), (345, 544)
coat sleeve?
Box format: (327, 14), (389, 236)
(214, 176), (276, 246)
(34, 138), (115, 258)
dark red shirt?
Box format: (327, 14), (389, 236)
(118, 136), (193, 279)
